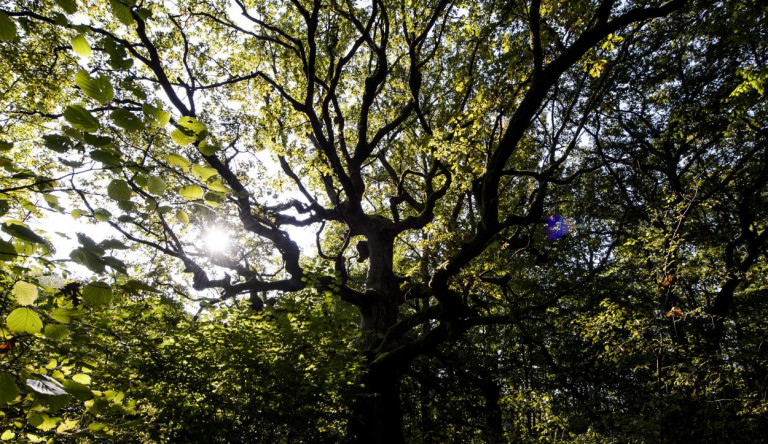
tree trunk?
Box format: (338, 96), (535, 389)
(349, 231), (407, 443)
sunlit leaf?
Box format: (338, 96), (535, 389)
(75, 70), (114, 104)
(179, 185), (203, 200)
(70, 34), (91, 58)
(26, 376), (67, 396)
(12, 281), (37, 306)
(166, 153), (190, 168)
(7, 308), (43, 334)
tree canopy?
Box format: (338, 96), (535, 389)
(0, 0), (766, 441)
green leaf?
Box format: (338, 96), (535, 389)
(82, 282), (112, 306)
(177, 116), (207, 133)
(70, 34), (91, 58)
(42, 134), (73, 153)
(63, 105), (99, 133)
(192, 164), (218, 181)
(170, 128), (196, 146)
(12, 281), (37, 306)
(147, 176), (166, 195)
(179, 185), (203, 200)
(107, 179), (132, 201)
(174, 210), (190, 224)
(0, 141), (13, 152)
(110, 0), (134, 26)
(70, 248), (106, 273)
(89, 150), (121, 166)
(198, 141), (219, 156)
(7, 308), (43, 334)
(44, 324), (69, 341)
(75, 70), (113, 104)
(0, 373), (19, 404)
(83, 133), (113, 148)
(0, 12), (17, 42)
(0, 430), (15, 440)
(142, 103), (170, 127)
(166, 153), (191, 168)
(1, 220), (46, 244)
(0, 239), (17, 261)
(121, 279), (160, 294)
(50, 307), (82, 324)
(110, 108), (145, 131)
(72, 374), (91, 385)
(62, 380), (91, 401)
(54, 0), (78, 14)
(26, 377), (67, 396)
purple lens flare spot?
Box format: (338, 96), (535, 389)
(546, 214), (570, 240)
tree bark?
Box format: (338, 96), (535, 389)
(349, 231), (407, 443)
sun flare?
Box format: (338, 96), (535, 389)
(203, 228), (231, 254)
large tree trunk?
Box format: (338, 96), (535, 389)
(349, 232), (407, 443)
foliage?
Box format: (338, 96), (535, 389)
(0, 0), (766, 442)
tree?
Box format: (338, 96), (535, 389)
(1, 0), (767, 441)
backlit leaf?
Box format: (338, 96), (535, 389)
(75, 70), (114, 104)
(107, 179), (132, 201)
(179, 185), (203, 200)
(7, 308), (43, 334)
(82, 282), (112, 306)
(70, 34), (91, 58)
(63, 105), (99, 133)
(12, 281), (37, 306)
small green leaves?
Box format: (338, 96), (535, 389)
(142, 103), (170, 127)
(75, 70), (113, 104)
(7, 308), (43, 334)
(179, 185), (203, 200)
(110, 108), (145, 131)
(0, 373), (19, 404)
(82, 282), (112, 306)
(70, 33), (91, 57)
(12, 281), (37, 306)
(0, 12), (17, 42)
(63, 105), (99, 133)
(54, 0), (78, 14)
(146, 176), (166, 195)
(166, 153), (191, 168)
(107, 179), (132, 201)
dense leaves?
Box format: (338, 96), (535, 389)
(0, 0), (766, 442)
